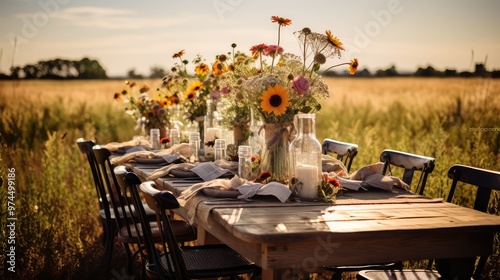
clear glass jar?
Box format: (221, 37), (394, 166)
(214, 138), (227, 161)
(188, 132), (200, 162)
(238, 145), (253, 180)
(169, 128), (180, 146)
(289, 114), (322, 199)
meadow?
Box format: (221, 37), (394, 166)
(0, 77), (499, 279)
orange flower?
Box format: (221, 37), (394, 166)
(325, 30), (345, 51)
(113, 92), (121, 100)
(349, 58), (359, 75)
(259, 85), (290, 116)
(172, 50), (185, 58)
(271, 16), (292, 26)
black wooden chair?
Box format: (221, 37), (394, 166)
(122, 172), (261, 279)
(356, 164), (500, 280)
(325, 149), (436, 279)
(76, 138), (115, 274)
(322, 138), (359, 173)
(92, 146), (196, 275)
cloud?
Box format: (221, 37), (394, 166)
(53, 6), (192, 30)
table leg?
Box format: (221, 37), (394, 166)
(436, 257), (476, 279)
(196, 226), (221, 245)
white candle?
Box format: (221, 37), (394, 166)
(205, 127), (222, 142)
(295, 164), (319, 199)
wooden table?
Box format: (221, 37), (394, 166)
(132, 164), (500, 279)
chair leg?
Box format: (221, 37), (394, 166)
(330, 271), (342, 280)
(103, 228), (115, 275)
(122, 243), (134, 275)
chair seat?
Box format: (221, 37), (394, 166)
(158, 244), (258, 278)
(356, 269), (441, 280)
(117, 220), (196, 244)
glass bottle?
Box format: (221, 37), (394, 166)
(188, 132), (200, 162)
(238, 145), (253, 180)
(289, 114), (322, 199)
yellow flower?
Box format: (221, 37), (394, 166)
(325, 30), (345, 51)
(195, 63), (209, 76)
(184, 90), (195, 101)
(349, 58), (359, 75)
(186, 81), (204, 93)
(259, 85), (290, 116)
(212, 61), (224, 75)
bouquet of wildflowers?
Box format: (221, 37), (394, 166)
(114, 80), (174, 130)
(242, 16), (358, 125)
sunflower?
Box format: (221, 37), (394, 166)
(259, 85), (290, 116)
(195, 63), (209, 76)
(212, 61), (224, 75)
(325, 30), (345, 51)
(113, 92), (121, 100)
(186, 81), (204, 93)
(184, 90), (196, 101)
(349, 58), (359, 75)
(271, 16), (292, 26)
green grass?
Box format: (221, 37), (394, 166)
(0, 77), (499, 279)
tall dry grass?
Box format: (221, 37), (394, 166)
(0, 77), (499, 279)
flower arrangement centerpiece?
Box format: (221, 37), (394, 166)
(114, 80), (176, 138)
(241, 15), (358, 183)
(215, 44), (258, 154)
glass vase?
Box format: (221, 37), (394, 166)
(260, 122), (295, 184)
(289, 114), (322, 199)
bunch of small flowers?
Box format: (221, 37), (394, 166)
(114, 80), (171, 129)
(318, 173), (343, 202)
(241, 16), (359, 125)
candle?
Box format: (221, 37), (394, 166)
(295, 164), (319, 199)
(205, 127), (221, 142)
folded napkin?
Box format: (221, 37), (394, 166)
(110, 143), (190, 165)
(322, 155), (348, 176)
(330, 162), (409, 192)
(178, 175), (292, 205)
(102, 138), (151, 152)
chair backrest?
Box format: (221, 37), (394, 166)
(446, 164), (500, 279)
(92, 146), (133, 235)
(138, 179), (190, 280)
(379, 149), (436, 195)
(322, 138), (359, 172)
(76, 139), (111, 215)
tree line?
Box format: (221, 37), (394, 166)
(1, 58), (499, 80)
(1, 58), (107, 79)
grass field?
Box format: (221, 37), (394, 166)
(0, 77), (499, 279)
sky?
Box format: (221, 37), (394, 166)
(1, 0), (500, 77)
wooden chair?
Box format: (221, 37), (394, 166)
(380, 149), (436, 195)
(325, 149), (436, 279)
(122, 172), (261, 279)
(76, 138), (115, 274)
(92, 146), (196, 275)
(322, 138), (359, 172)
(356, 164), (500, 280)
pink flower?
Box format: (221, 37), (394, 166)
(220, 87), (230, 95)
(292, 76), (310, 94)
(250, 43), (268, 58)
(263, 45), (284, 57)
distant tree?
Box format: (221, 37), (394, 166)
(376, 65), (398, 77)
(356, 68), (371, 77)
(415, 65), (442, 77)
(9, 57), (107, 79)
(127, 68), (143, 79)
(149, 66), (167, 78)
(444, 69), (457, 77)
